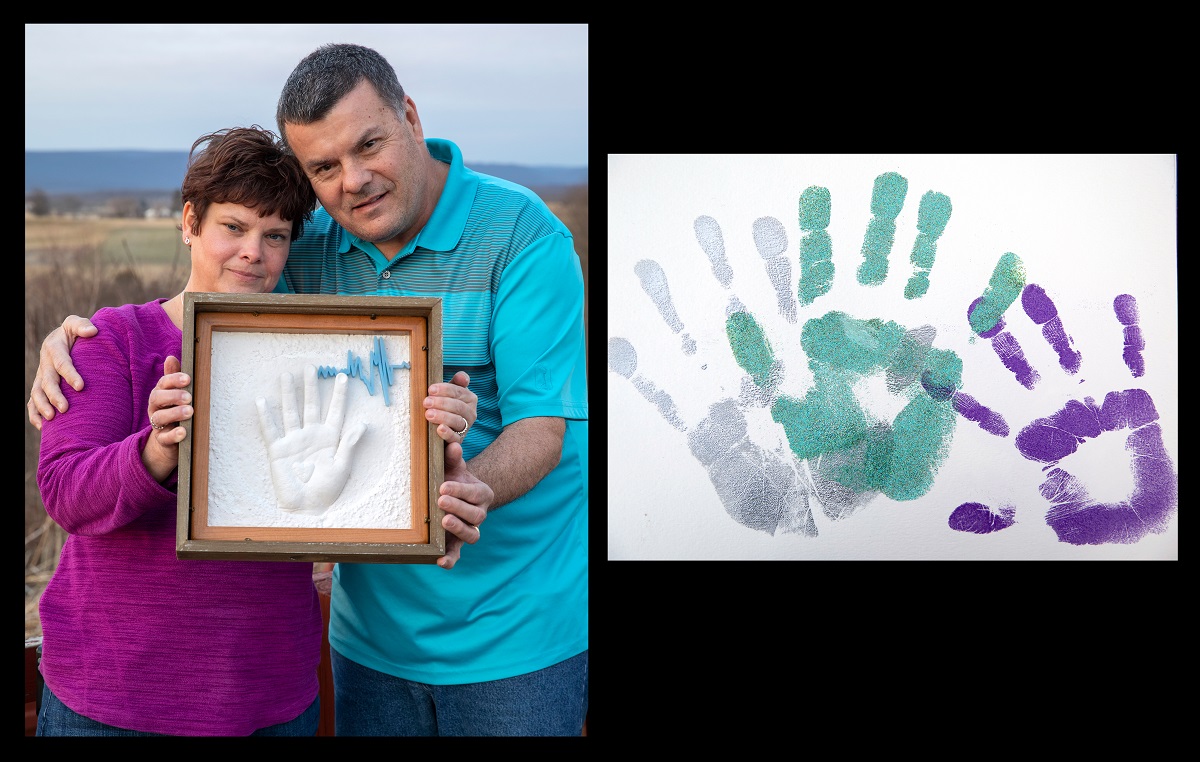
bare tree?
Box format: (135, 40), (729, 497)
(29, 189), (51, 217)
(108, 196), (142, 219)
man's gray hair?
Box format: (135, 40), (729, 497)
(275, 43), (407, 147)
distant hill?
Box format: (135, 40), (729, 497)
(25, 150), (587, 195)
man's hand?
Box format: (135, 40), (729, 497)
(28, 315), (98, 430)
(436, 441), (493, 570)
(422, 368), (493, 568)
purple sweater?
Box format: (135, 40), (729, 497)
(36, 299), (322, 736)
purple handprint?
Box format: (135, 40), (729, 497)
(948, 278), (1177, 545)
(1015, 387), (1175, 544)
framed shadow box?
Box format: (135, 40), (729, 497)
(176, 292), (444, 563)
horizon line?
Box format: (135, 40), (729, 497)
(25, 147), (587, 169)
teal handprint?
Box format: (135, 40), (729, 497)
(609, 172), (964, 534)
(764, 311), (961, 502)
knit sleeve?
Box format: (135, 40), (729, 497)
(35, 306), (177, 536)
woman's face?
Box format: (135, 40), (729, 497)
(181, 201), (291, 294)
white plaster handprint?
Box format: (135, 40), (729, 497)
(256, 364), (367, 516)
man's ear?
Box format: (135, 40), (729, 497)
(404, 95), (423, 139)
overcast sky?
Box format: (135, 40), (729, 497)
(25, 24), (588, 167)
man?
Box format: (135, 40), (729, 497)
(28, 43), (588, 736)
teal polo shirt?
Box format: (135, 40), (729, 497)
(277, 139), (588, 683)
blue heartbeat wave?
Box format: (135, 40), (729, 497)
(317, 335), (411, 406)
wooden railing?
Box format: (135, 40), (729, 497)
(24, 636), (42, 736)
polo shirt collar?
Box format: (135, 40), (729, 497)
(338, 138), (476, 259)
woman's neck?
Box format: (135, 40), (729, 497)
(162, 293), (185, 329)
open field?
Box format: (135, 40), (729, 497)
(25, 216), (188, 282)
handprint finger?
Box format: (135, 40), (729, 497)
(751, 216), (796, 323)
(607, 338), (686, 431)
(797, 185), (833, 306)
(968, 302), (1041, 390)
(279, 371), (300, 433)
(886, 389), (959, 500)
(636, 232), (783, 409)
(1020, 284), (1082, 375)
(853, 171), (952, 300)
(698, 214), (792, 394)
(693, 215), (733, 287)
(967, 252), (1040, 389)
(256, 396), (280, 444)
(1114, 294), (1145, 377)
(303, 364), (320, 427)
(948, 502), (1016, 534)
(634, 259), (696, 355)
(325, 372), (351, 433)
(725, 309), (783, 401)
(335, 422), (367, 463)
(947, 390), (1010, 437)
(904, 190), (953, 299)
(857, 171), (908, 287)
(967, 252), (1025, 335)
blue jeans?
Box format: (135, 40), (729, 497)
(36, 683), (319, 736)
(332, 647), (588, 736)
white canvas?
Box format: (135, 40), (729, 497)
(608, 154), (1178, 560)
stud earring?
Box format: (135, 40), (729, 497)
(184, 237), (190, 245)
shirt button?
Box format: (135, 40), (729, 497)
(382, 271), (392, 280)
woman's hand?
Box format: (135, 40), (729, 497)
(425, 371), (477, 444)
(141, 355), (192, 483)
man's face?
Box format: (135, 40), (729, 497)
(285, 80), (433, 256)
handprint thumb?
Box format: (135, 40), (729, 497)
(335, 422), (367, 461)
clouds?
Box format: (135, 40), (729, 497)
(24, 24), (588, 167)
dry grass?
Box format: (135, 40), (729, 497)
(24, 187), (587, 639)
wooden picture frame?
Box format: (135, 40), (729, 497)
(176, 292), (444, 563)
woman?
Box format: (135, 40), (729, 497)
(34, 126), (490, 736)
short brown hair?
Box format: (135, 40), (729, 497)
(276, 43), (406, 147)
(181, 126), (316, 241)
